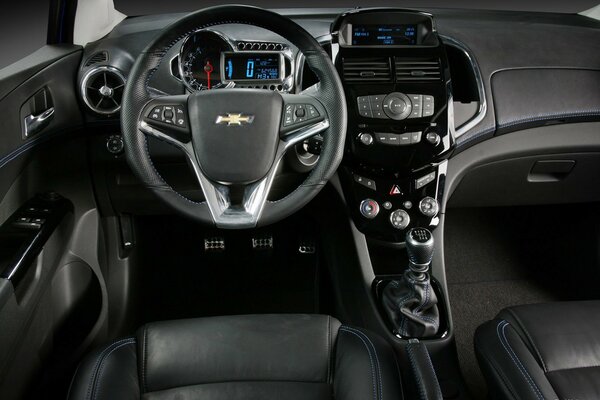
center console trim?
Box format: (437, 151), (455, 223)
(440, 34), (487, 138)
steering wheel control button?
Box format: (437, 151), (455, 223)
(306, 104), (320, 118)
(106, 135), (124, 155)
(419, 197), (440, 217)
(358, 132), (374, 146)
(293, 104), (307, 122)
(389, 184), (402, 196)
(145, 103), (188, 130)
(283, 103), (323, 128)
(360, 199), (380, 219)
(283, 104), (294, 126)
(390, 209), (410, 230)
(175, 107), (187, 127)
(354, 175), (376, 190)
(150, 106), (163, 120)
(425, 132), (441, 146)
(415, 172), (436, 189)
(383, 93), (412, 120)
(383, 201), (392, 210)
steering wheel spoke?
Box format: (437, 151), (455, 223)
(139, 95), (191, 147)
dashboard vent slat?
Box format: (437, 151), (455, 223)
(84, 51), (109, 67)
(394, 58), (442, 81)
(342, 58), (392, 83)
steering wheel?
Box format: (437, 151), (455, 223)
(121, 5), (347, 229)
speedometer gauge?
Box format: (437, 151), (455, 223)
(179, 30), (233, 91)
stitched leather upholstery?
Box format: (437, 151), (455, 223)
(475, 301), (600, 399)
(68, 314), (404, 400)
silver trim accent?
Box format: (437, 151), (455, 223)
(440, 35), (487, 138)
(24, 107), (54, 137)
(178, 29), (236, 92)
(215, 113), (255, 126)
(80, 65), (126, 115)
(178, 29), (294, 93)
(139, 118), (329, 229)
(170, 54), (182, 81)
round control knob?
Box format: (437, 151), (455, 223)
(425, 132), (441, 146)
(106, 134), (124, 154)
(419, 197), (439, 218)
(383, 92), (412, 120)
(389, 98), (407, 114)
(360, 199), (380, 219)
(358, 132), (374, 146)
(390, 209), (410, 230)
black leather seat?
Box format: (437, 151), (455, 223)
(475, 301), (600, 400)
(68, 314), (403, 400)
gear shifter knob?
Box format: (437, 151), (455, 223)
(406, 228), (434, 280)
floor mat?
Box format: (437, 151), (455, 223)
(135, 214), (324, 325)
(444, 204), (600, 399)
(448, 280), (557, 399)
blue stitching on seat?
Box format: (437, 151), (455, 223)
(339, 327), (377, 400)
(497, 320), (545, 400)
(92, 339), (136, 400)
(342, 326), (383, 400)
(85, 338), (136, 400)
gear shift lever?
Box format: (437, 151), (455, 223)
(406, 228), (435, 281)
(382, 228), (440, 337)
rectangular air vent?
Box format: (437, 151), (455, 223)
(394, 58), (442, 81)
(84, 51), (109, 67)
(342, 57), (392, 83)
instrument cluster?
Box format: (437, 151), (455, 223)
(178, 30), (292, 92)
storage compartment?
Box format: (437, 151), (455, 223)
(448, 152), (600, 207)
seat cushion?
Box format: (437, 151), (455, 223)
(475, 301), (600, 400)
(68, 314), (404, 400)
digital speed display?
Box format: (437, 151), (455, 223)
(222, 52), (282, 82)
(352, 24), (417, 46)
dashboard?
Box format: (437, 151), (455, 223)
(76, 7), (600, 241)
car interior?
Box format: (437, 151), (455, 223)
(0, 0), (599, 399)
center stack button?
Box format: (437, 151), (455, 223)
(383, 92), (412, 120)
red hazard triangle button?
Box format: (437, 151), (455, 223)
(389, 185), (402, 195)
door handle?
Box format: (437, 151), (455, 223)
(24, 107), (54, 137)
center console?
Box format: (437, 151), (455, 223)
(331, 8), (454, 242)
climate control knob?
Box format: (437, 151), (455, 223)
(358, 132), (374, 146)
(390, 209), (410, 230)
(359, 199), (380, 219)
(419, 197), (439, 218)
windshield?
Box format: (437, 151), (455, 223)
(115, 0), (599, 15)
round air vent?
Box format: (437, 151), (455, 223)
(81, 66), (126, 115)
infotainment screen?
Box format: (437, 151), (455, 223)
(223, 52), (282, 82)
(352, 24), (417, 46)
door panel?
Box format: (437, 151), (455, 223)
(0, 46), (107, 399)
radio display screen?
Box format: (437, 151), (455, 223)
(352, 24), (417, 46)
(223, 53), (281, 81)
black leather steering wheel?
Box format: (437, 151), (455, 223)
(121, 5), (347, 229)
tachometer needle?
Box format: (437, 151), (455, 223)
(204, 60), (214, 89)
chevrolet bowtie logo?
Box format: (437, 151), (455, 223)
(215, 113), (255, 126)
